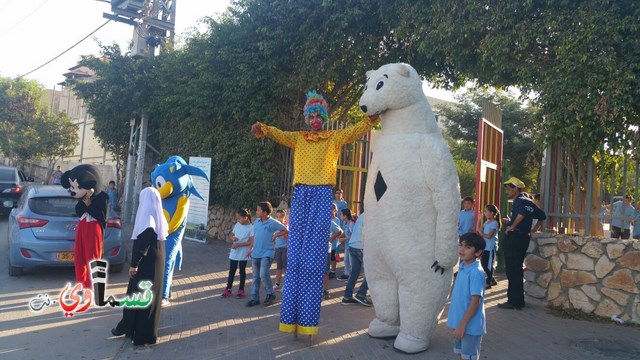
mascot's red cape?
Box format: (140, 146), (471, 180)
(61, 164), (109, 289)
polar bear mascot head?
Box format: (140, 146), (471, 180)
(359, 62), (440, 135)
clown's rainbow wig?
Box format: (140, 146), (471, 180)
(303, 90), (329, 124)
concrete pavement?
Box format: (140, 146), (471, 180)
(1, 220), (640, 359)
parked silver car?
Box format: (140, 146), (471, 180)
(7, 185), (126, 276)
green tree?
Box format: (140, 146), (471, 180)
(72, 45), (157, 187)
(0, 77), (47, 165)
(34, 112), (79, 180)
(454, 159), (476, 199)
(437, 89), (543, 190)
(143, 0), (413, 206)
(391, 0), (640, 158)
(72, 0), (411, 207)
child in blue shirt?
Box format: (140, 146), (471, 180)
(222, 209), (254, 299)
(323, 218), (342, 299)
(333, 189), (348, 226)
(246, 201), (287, 307)
(329, 204), (341, 278)
(273, 209), (289, 292)
(447, 232), (486, 360)
(106, 181), (118, 216)
(337, 208), (355, 281)
(477, 204), (501, 288)
(459, 196), (475, 237)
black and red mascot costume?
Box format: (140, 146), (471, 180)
(61, 164), (109, 289)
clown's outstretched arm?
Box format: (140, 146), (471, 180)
(421, 144), (460, 274)
(252, 122), (297, 148)
(334, 116), (380, 145)
(165, 196), (189, 233)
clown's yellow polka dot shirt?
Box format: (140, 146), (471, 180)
(255, 117), (378, 186)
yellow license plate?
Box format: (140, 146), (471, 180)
(58, 252), (74, 262)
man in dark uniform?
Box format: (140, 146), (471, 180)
(498, 177), (546, 310)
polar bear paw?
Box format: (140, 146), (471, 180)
(394, 332), (429, 354)
(431, 260), (446, 275)
(367, 318), (400, 339)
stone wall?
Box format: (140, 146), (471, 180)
(206, 205), (237, 243)
(524, 234), (640, 323)
(205, 201), (290, 243)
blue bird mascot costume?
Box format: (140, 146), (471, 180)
(151, 156), (209, 303)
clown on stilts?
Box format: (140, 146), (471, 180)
(251, 91), (379, 337)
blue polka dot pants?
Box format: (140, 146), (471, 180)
(279, 185), (332, 335)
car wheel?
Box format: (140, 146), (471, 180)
(109, 263), (124, 273)
(9, 265), (23, 277)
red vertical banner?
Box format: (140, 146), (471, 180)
(475, 118), (504, 228)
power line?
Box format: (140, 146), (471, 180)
(2, 0), (50, 34)
(0, 0), (16, 14)
(18, 19), (112, 79)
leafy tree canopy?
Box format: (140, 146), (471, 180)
(35, 112), (79, 179)
(453, 159), (476, 199)
(72, 44), (158, 186)
(0, 77), (46, 164)
(0, 76), (79, 167)
(104, 0), (416, 207)
(392, 0), (640, 158)
(73, 0), (640, 206)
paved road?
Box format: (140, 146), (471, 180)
(1, 217), (640, 360)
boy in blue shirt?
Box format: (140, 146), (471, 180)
(329, 204), (341, 278)
(273, 209), (289, 292)
(247, 201), (288, 307)
(458, 196), (475, 237)
(447, 232), (486, 360)
(106, 181), (118, 216)
(611, 195), (634, 239)
(341, 212), (372, 306)
(323, 217), (343, 299)
(333, 189), (348, 216)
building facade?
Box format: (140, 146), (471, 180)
(44, 65), (115, 166)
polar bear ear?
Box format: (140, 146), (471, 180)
(396, 64), (411, 78)
(365, 70), (373, 78)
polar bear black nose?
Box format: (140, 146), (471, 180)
(360, 105), (367, 112)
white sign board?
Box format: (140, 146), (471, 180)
(184, 157), (211, 243)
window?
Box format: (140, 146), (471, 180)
(29, 197), (78, 217)
(0, 168), (17, 182)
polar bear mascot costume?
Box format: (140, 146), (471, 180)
(359, 63), (460, 354)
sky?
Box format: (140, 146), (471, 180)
(0, 0), (457, 102)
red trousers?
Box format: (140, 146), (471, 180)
(74, 218), (103, 289)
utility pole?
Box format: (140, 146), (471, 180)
(122, 115), (138, 222)
(104, 0), (175, 223)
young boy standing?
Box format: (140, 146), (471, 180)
(106, 180), (118, 216)
(333, 189), (348, 216)
(273, 209), (288, 292)
(247, 202), (288, 307)
(458, 196), (475, 237)
(329, 204), (341, 278)
(323, 216), (343, 299)
(447, 232), (486, 360)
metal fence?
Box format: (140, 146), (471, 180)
(539, 142), (639, 236)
